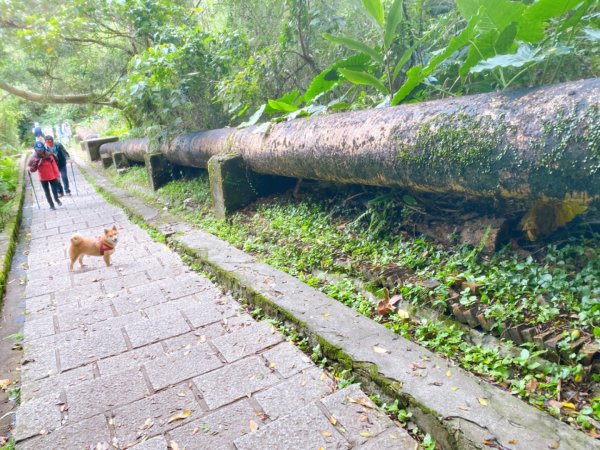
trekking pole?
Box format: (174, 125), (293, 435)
(70, 161), (79, 195)
(27, 171), (40, 209)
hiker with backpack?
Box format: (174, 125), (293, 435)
(27, 141), (63, 210)
(44, 135), (71, 196)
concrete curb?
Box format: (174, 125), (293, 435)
(0, 154), (27, 302)
(78, 161), (600, 450)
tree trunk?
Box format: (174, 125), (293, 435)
(105, 78), (600, 210)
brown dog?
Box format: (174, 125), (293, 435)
(69, 225), (118, 271)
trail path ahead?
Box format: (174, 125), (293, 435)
(14, 165), (414, 449)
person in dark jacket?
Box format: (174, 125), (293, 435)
(32, 122), (44, 142)
(28, 142), (62, 210)
(44, 135), (71, 195)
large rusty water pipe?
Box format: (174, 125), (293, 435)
(100, 78), (600, 205)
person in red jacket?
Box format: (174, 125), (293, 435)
(28, 141), (63, 210)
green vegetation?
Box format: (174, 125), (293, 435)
(0, 152), (18, 231)
(0, 96), (21, 231)
(105, 166), (600, 434)
(0, 439), (15, 450)
(0, 97), (25, 306)
(1, 1), (597, 136)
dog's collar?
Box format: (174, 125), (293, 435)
(97, 237), (115, 255)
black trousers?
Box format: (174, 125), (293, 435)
(40, 179), (61, 207)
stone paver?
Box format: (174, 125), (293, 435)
(167, 399), (259, 450)
(111, 385), (202, 447)
(254, 367), (335, 420)
(14, 161), (414, 449)
(211, 320), (283, 362)
(193, 355), (280, 409)
(233, 402), (350, 450)
(144, 341), (222, 390)
(321, 384), (396, 447)
(17, 414), (111, 450)
(129, 436), (169, 450)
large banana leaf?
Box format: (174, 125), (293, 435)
(361, 0), (385, 27)
(518, 0), (584, 43)
(303, 54), (371, 103)
(392, 13), (479, 105)
(323, 33), (383, 64)
(338, 68), (389, 95)
(384, 0), (404, 49)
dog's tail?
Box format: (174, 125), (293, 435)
(70, 234), (84, 245)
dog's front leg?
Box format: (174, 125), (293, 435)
(103, 253), (111, 267)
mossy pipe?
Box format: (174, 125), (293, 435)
(99, 138), (149, 163)
(130, 78), (600, 205)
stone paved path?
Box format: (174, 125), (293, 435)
(14, 165), (415, 449)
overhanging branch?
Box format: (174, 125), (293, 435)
(0, 81), (121, 108)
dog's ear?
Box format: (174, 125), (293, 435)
(104, 228), (109, 235)
(112, 225), (117, 231)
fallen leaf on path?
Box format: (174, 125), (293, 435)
(411, 362), (426, 370)
(0, 379), (12, 390)
(561, 402), (576, 409)
(451, 387), (460, 391)
(169, 441), (180, 450)
(321, 431), (332, 437)
(548, 400), (562, 409)
(396, 308), (410, 320)
(329, 416), (337, 425)
(548, 442), (560, 449)
(359, 431), (372, 438)
(376, 288), (403, 316)
(176, 392), (186, 398)
(458, 404), (470, 411)
(346, 396), (375, 409)
(139, 418), (153, 430)
(167, 410), (192, 424)
(509, 439), (518, 444)
(478, 398), (488, 406)
(322, 313), (331, 318)
(525, 379), (538, 392)
(320, 372), (327, 381)
(372, 345), (389, 354)
(268, 362), (277, 369)
(249, 420), (259, 432)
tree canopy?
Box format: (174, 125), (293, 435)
(0, 0), (598, 137)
